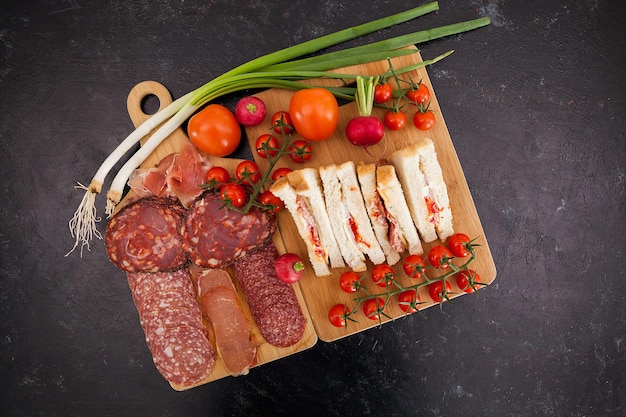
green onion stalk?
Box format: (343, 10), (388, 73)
(67, 1), (490, 257)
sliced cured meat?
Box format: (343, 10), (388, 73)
(127, 269), (215, 387)
(232, 244), (306, 348)
(181, 192), (276, 268)
(106, 198), (188, 273)
(195, 269), (257, 376)
(127, 141), (211, 208)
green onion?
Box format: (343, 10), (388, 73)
(67, 1), (491, 257)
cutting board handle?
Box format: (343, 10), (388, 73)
(126, 80), (173, 129)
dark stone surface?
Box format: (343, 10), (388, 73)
(1, 1), (624, 416)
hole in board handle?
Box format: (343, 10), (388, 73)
(140, 94), (161, 115)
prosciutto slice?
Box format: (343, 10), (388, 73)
(128, 141), (211, 207)
(193, 268), (258, 376)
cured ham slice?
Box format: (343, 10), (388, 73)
(128, 141), (211, 208)
(194, 268), (257, 376)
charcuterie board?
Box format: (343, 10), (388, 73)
(121, 45), (496, 388)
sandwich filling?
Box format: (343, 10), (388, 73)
(370, 190), (405, 253)
(295, 195), (326, 262)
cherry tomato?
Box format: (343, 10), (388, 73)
(374, 82), (393, 104)
(187, 104), (241, 157)
(271, 167), (293, 181)
(255, 134), (280, 159)
(289, 88), (339, 141)
(328, 303), (350, 328)
(235, 160), (261, 185)
(428, 245), (454, 269)
(383, 110), (406, 131)
(398, 289), (420, 314)
(455, 269), (481, 293)
(447, 233), (471, 258)
(220, 183), (246, 207)
(204, 166), (230, 185)
(339, 271), (360, 293)
(371, 263), (394, 288)
(271, 111), (294, 135)
(413, 109), (436, 131)
(362, 297), (385, 320)
(406, 83), (430, 105)
(258, 190), (284, 213)
(288, 140), (312, 163)
(402, 254), (427, 279)
(428, 280), (452, 303)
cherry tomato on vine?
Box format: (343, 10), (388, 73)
(289, 88), (339, 141)
(258, 190), (284, 213)
(288, 140), (312, 163)
(255, 134), (279, 159)
(271, 167), (292, 181)
(220, 183), (246, 207)
(398, 289), (420, 314)
(428, 245), (454, 269)
(374, 82), (393, 104)
(204, 166), (230, 185)
(363, 297), (385, 320)
(413, 108), (436, 131)
(455, 269), (481, 293)
(371, 263), (394, 288)
(428, 280), (452, 303)
(447, 233), (471, 258)
(187, 104), (241, 157)
(402, 254), (427, 279)
(271, 111), (295, 135)
(383, 110), (406, 131)
(407, 83), (430, 105)
(235, 160), (261, 185)
(328, 303), (350, 327)
(339, 271), (360, 293)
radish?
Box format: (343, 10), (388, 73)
(346, 76), (385, 147)
(235, 96), (267, 126)
(274, 253), (306, 284)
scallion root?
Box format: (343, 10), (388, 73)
(66, 182), (103, 257)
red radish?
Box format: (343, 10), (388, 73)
(346, 76), (384, 147)
(274, 253), (305, 284)
(234, 96), (267, 126)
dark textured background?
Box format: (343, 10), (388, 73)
(1, 1), (624, 416)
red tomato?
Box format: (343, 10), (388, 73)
(406, 83), (430, 105)
(204, 166), (230, 185)
(398, 289), (420, 314)
(271, 111), (294, 135)
(455, 269), (481, 293)
(235, 160), (261, 185)
(428, 245), (453, 269)
(371, 263), (394, 288)
(187, 104), (241, 157)
(289, 88), (339, 141)
(362, 297), (385, 320)
(328, 303), (350, 328)
(428, 280), (452, 303)
(383, 110), (406, 131)
(220, 183), (246, 207)
(413, 109), (436, 131)
(288, 140), (312, 163)
(271, 167), (293, 181)
(339, 271), (360, 293)
(374, 82), (393, 104)
(448, 233), (471, 258)
(258, 190), (284, 213)
(402, 254), (426, 279)
(255, 134), (280, 159)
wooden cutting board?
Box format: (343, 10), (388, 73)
(121, 45), (496, 387)
(243, 47), (497, 342)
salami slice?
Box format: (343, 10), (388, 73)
(128, 269), (195, 310)
(181, 192), (276, 268)
(106, 198), (188, 273)
(232, 244), (306, 348)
